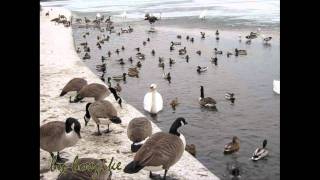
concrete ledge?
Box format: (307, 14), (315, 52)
(40, 7), (219, 180)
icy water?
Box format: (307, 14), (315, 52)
(72, 23), (280, 180)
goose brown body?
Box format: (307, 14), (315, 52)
(60, 78), (88, 96)
(78, 83), (110, 101)
(127, 117), (152, 143)
(88, 100), (117, 125)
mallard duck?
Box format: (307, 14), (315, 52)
(224, 136), (240, 154)
(179, 47), (187, 55)
(112, 73), (127, 81)
(128, 67), (139, 77)
(170, 97), (179, 110)
(200, 32), (205, 39)
(214, 48), (223, 55)
(196, 50), (201, 55)
(235, 48), (247, 56)
(251, 139), (269, 161)
(197, 66), (208, 73)
(225, 93), (235, 104)
(263, 36), (272, 43)
(199, 86), (216, 108)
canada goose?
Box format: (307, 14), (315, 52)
(40, 117), (81, 162)
(171, 41), (181, 46)
(147, 37), (150, 42)
(186, 35), (189, 40)
(215, 30), (219, 36)
(227, 52), (233, 57)
(190, 37), (194, 42)
(108, 51), (111, 57)
(143, 41), (147, 46)
(179, 47), (187, 55)
(170, 97), (179, 111)
(151, 49), (155, 56)
(177, 35), (182, 39)
(84, 100), (122, 136)
(225, 93), (235, 104)
(235, 48), (247, 56)
(273, 80), (280, 94)
(251, 139), (269, 161)
(196, 50), (201, 55)
(128, 56), (133, 63)
(127, 117), (152, 152)
(57, 158), (112, 180)
(200, 32), (205, 39)
(199, 86), (216, 108)
(82, 53), (91, 60)
(115, 49), (120, 54)
(163, 72), (171, 83)
(136, 61), (142, 68)
(224, 136), (240, 154)
(124, 117), (187, 179)
(143, 84), (163, 115)
(197, 66), (208, 73)
(122, 46), (125, 51)
(60, 78), (88, 97)
(169, 58), (175, 65)
(112, 73), (126, 82)
(109, 87), (123, 108)
(70, 83), (110, 103)
(214, 48), (223, 55)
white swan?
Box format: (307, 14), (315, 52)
(143, 84), (163, 114)
(273, 80), (280, 94)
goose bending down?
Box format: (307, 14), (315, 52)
(40, 117), (81, 162)
(224, 136), (240, 154)
(70, 83), (110, 103)
(127, 117), (152, 152)
(57, 158), (112, 180)
(143, 84), (163, 115)
(170, 97), (179, 111)
(60, 78), (87, 97)
(273, 80), (280, 94)
(124, 117), (187, 180)
(112, 73), (127, 82)
(84, 100), (122, 136)
(225, 93), (235, 103)
(199, 86), (217, 108)
(197, 66), (208, 73)
(251, 139), (269, 161)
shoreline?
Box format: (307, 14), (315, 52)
(40, 7), (220, 180)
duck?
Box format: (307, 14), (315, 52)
(40, 117), (81, 162)
(57, 158), (112, 180)
(211, 57), (218, 63)
(96, 63), (106, 71)
(170, 97), (179, 111)
(151, 49), (155, 56)
(80, 42), (88, 46)
(115, 83), (122, 92)
(107, 51), (111, 57)
(169, 58), (175, 65)
(224, 136), (240, 154)
(84, 100), (122, 136)
(225, 93), (235, 104)
(121, 46), (125, 51)
(112, 73), (127, 82)
(251, 139), (269, 161)
(263, 36), (272, 43)
(235, 48), (247, 56)
(76, 47), (81, 53)
(127, 117), (152, 152)
(186, 35), (190, 40)
(200, 32), (205, 39)
(179, 47), (187, 55)
(196, 50), (201, 55)
(115, 49), (120, 54)
(177, 35), (182, 39)
(214, 48), (223, 55)
(82, 53), (91, 60)
(143, 84), (163, 115)
(190, 37), (194, 42)
(171, 41), (181, 46)
(136, 61), (142, 68)
(128, 67), (139, 77)
(60, 78), (88, 97)
(135, 47), (140, 52)
(170, 45), (174, 51)
(128, 56), (133, 63)
(273, 80), (280, 94)
(143, 41), (147, 46)
(101, 56), (106, 61)
(158, 62), (165, 69)
(119, 58), (125, 65)
(199, 86), (217, 108)
(70, 83), (110, 103)
(136, 53), (145, 60)
(185, 55), (189, 62)
(197, 66), (208, 73)
(124, 118), (187, 179)
(215, 30), (219, 36)
(147, 37), (150, 42)
(216, 36), (220, 41)
(84, 46), (90, 52)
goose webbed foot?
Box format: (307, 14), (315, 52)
(93, 131), (102, 136)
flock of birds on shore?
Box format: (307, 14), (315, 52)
(41, 9), (273, 180)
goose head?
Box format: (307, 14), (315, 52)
(169, 117), (188, 136)
(65, 117), (81, 138)
(110, 116), (122, 124)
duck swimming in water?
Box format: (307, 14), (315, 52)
(225, 93), (235, 104)
(251, 139), (269, 161)
(143, 84), (163, 115)
(197, 66), (208, 73)
(224, 136), (240, 154)
(199, 86), (216, 108)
